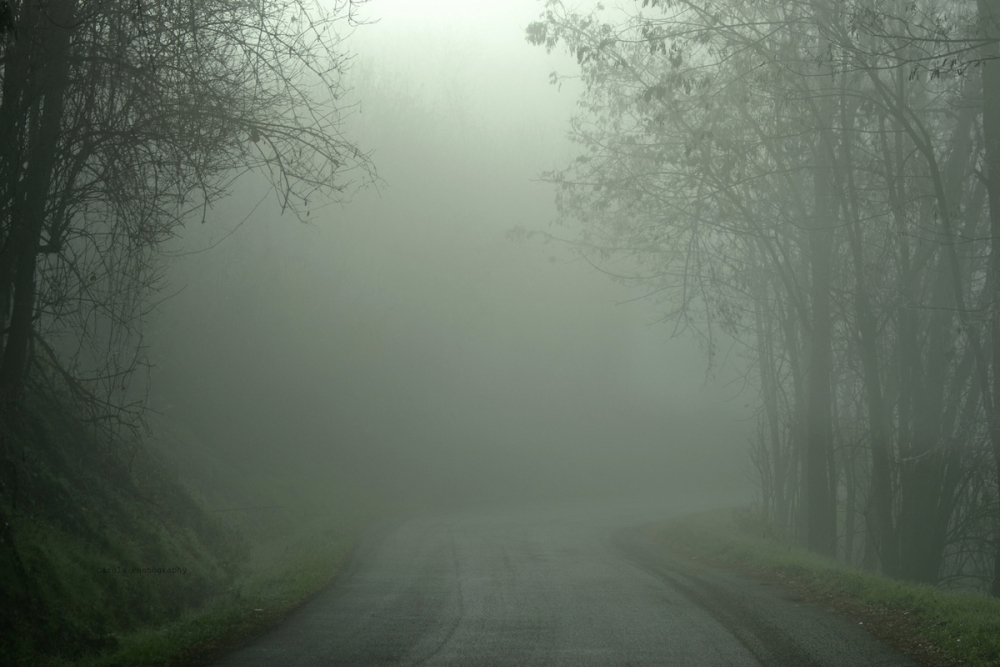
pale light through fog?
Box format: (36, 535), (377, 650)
(147, 0), (755, 514)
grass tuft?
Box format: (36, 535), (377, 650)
(65, 514), (365, 667)
(656, 509), (1000, 667)
(0, 392), (381, 666)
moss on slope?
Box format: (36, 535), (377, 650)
(0, 395), (241, 664)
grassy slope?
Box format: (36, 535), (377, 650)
(656, 509), (1000, 667)
(0, 395), (241, 664)
(69, 513), (368, 667)
(0, 394), (382, 666)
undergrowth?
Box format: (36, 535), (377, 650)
(0, 392), (376, 666)
(67, 515), (364, 667)
(657, 509), (1000, 667)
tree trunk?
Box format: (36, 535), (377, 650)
(0, 0), (76, 402)
(844, 442), (857, 566)
(805, 136), (838, 558)
(979, 0), (1000, 598)
(751, 242), (787, 527)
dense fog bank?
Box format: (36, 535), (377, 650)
(147, 0), (753, 512)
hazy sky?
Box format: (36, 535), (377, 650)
(149, 0), (756, 513)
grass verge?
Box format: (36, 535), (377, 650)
(62, 513), (368, 667)
(654, 508), (1000, 667)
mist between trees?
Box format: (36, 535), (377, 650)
(0, 0), (750, 540)
(146, 7), (754, 516)
(0, 0), (373, 455)
(10, 0), (1000, 619)
(526, 0), (1000, 596)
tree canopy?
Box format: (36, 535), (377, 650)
(529, 0), (1000, 594)
(0, 0), (373, 447)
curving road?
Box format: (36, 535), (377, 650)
(212, 501), (916, 666)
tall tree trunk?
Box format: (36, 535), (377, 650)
(0, 1), (37, 337)
(844, 439), (857, 566)
(978, 0), (1000, 598)
(780, 295), (808, 539)
(839, 112), (899, 575)
(751, 242), (786, 527)
(898, 278), (951, 584)
(805, 136), (838, 558)
(0, 0), (75, 402)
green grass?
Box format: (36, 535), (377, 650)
(64, 513), (367, 667)
(0, 391), (386, 666)
(656, 509), (1000, 667)
(0, 397), (247, 663)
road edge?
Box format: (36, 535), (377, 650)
(652, 509), (999, 667)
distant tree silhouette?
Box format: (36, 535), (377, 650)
(528, 0), (1000, 595)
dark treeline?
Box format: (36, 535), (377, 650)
(528, 0), (1000, 595)
(0, 2), (371, 659)
(0, 0), (371, 446)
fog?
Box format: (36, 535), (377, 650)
(146, 0), (754, 514)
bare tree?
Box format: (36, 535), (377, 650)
(528, 0), (1000, 593)
(0, 0), (373, 453)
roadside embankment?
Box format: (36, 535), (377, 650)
(654, 509), (1000, 667)
(0, 393), (384, 667)
(69, 512), (369, 667)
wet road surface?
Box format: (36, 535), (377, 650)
(212, 501), (916, 666)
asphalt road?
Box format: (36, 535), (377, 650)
(212, 501), (917, 666)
